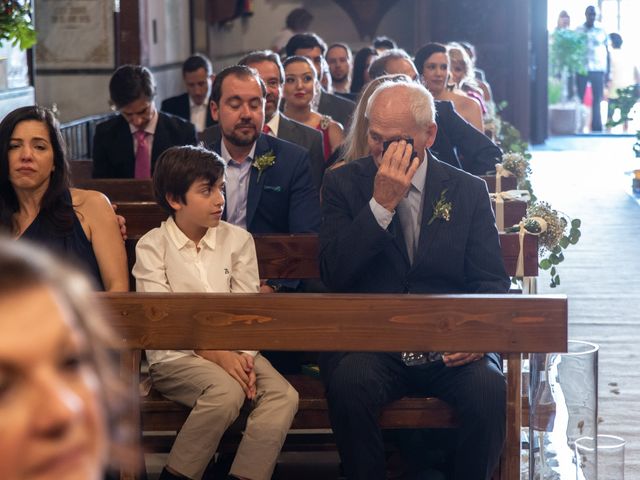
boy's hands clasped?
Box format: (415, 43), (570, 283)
(196, 350), (257, 400)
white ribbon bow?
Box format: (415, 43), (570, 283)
(490, 190), (531, 232)
(495, 163), (515, 194)
(516, 216), (547, 277)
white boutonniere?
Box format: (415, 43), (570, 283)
(428, 189), (452, 225)
(252, 151), (276, 183)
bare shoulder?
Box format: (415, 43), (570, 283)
(329, 118), (344, 133)
(70, 188), (113, 214)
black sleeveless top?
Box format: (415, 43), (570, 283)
(21, 190), (105, 290)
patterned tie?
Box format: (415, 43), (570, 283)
(262, 124), (272, 135)
(134, 130), (151, 179)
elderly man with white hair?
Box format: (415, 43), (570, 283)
(319, 81), (510, 480)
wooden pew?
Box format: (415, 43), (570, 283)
(73, 175), (518, 202)
(105, 292), (568, 480)
(122, 233), (538, 291)
(110, 199), (527, 238)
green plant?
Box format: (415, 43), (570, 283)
(506, 203), (582, 288)
(0, 1), (36, 50)
(548, 77), (562, 105)
(606, 85), (640, 128)
(549, 29), (587, 77)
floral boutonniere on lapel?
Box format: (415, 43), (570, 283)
(252, 150), (276, 183)
(427, 189), (453, 225)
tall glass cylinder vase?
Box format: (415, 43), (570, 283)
(529, 340), (599, 480)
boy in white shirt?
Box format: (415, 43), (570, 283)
(133, 145), (298, 480)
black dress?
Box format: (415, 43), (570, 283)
(21, 190), (104, 290)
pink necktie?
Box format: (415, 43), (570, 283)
(134, 130), (151, 179)
(262, 124), (272, 135)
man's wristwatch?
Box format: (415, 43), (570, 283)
(266, 280), (283, 292)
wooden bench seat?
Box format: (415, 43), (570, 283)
(105, 292), (567, 480)
(73, 175), (518, 202)
(122, 233), (538, 291)
(113, 198), (527, 238)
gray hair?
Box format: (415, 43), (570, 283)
(365, 81), (435, 128)
(368, 48), (413, 80)
(342, 74), (412, 163)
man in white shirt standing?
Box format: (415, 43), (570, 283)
(133, 145), (298, 480)
(162, 54), (217, 135)
(576, 5), (609, 132)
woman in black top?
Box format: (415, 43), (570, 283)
(0, 106), (128, 291)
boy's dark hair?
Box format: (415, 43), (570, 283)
(182, 53), (213, 76)
(285, 32), (327, 57)
(373, 36), (397, 50)
(239, 50), (285, 83)
(210, 65), (266, 105)
(109, 64), (156, 109)
(153, 145), (226, 216)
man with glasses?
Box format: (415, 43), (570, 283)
(93, 65), (197, 178)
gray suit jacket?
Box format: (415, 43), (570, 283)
(201, 114), (326, 189)
(317, 90), (355, 128)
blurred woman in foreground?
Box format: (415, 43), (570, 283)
(0, 237), (133, 479)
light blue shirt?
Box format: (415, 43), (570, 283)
(220, 140), (257, 230)
(370, 155), (428, 263)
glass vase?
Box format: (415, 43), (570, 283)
(529, 340), (599, 480)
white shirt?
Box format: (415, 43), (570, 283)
(189, 96), (207, 133)
(133, 216), (260, 365)
(576, 23), (608, 72)
(265, 111), (282, 137)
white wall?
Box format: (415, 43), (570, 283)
(208, 0), (416, 72)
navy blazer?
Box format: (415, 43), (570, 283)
(212, 134), (321, 235)
(432, 100), (502, 175)
(160, 93), (216, 128)
(320, 153), (510, 294)
(92, 112), (196, 178)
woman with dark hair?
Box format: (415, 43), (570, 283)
(414, 42), (484, 132)
(350, 47), (377, 95)
(282, 56), (344, 161)
(0, 106), (128, 291)
(0, 237), (134, 479)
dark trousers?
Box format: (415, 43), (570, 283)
(320, 352), (506, 480)
(576, 71), (605, 131)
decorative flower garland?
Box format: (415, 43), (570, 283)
(494, 106), (582, 288)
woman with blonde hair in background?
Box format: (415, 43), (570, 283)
(446, 43), (488, 116)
